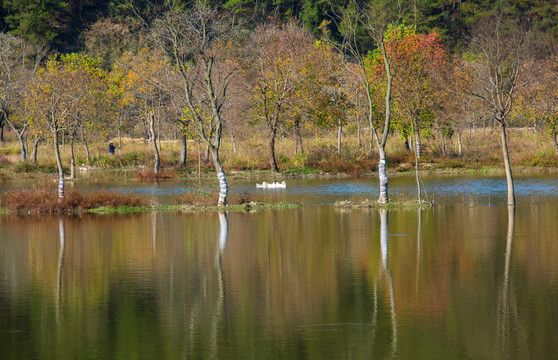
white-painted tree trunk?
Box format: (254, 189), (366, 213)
(54, 130), (65, 200)
(211, 148), (228, 206)
(378, 149), (389, 204)
(218, 212), (228, 252)
(500, 122), (515, 206)
(380, 209), (388, 266)
(148, 112), (160, 174)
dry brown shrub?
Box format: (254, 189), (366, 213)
(1, 189), (143, 214)
(0, 157), (11, 166)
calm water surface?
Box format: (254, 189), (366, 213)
(1, 176), (558, 359)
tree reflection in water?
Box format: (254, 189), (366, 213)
(56, 217), (66, 328)
(497, 206), (528, 358)
(209, 212), (228, 359)
(378, 209), (398, 359)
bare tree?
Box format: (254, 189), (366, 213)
(153, 3), (237, 206)
(467, 16), (533, 206)
(331, 0), (401, 203)
(245, 22), (320, 172)
(0, 34), (34, 161)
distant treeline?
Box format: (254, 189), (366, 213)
(1, 0), (558, 54)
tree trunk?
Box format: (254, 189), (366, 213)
(118, 126), (122, 155)
(211, 147), (228, 206)
(70, 134), (76, 180)
(553, 133), (558, 156)
(500, 122), (515, 206)
(412, 122), (421, 203)
(148, 112), (160, 174)
(157, 116), (161, 153)
(414, 121), (422, 159)
(458, 130), (463, 157)
(294, 131), (298, 157)
(18, 134), (27, 162)
(378, 147), (389, 204)
(81, 128), (90, 164)
(203, 144), (210, 163)
(0, 121), (4, 143)
(337, 123), (342, 155)
(440, 133), (446, 157)
(31, 136), (40, 163)
(269, 126), (279, 172)
(357, 116), (361, 147)
(294, 117), (304, 155)
(230, 129), (237, 153)
(179, 132), (188, 167)
(53, 130), (65, 200)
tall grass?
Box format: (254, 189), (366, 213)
(0, 127), (556, 178)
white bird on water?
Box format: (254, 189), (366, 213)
(256, 181), (286, 188)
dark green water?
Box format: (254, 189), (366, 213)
(1, 200), (558, 359)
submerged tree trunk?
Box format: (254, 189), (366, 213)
(179, 132), (188, 167)
(500, 122), (515, 206)
(148, 111), (160, 174)
(211, 147), (228, 206)
(53, 130), (65, 200)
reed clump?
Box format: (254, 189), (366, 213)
(1, 189), (143, 214)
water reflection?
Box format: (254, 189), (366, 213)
(56, 217), (65, 327)
(378, 209), (398, 358)
(1, 206), (558, 359)
(211, 212), (228, 359)
(497, 206), (528, 359)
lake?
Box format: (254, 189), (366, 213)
(1, 175), (558, 359)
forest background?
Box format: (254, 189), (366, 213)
(1, 0), (558, 206)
